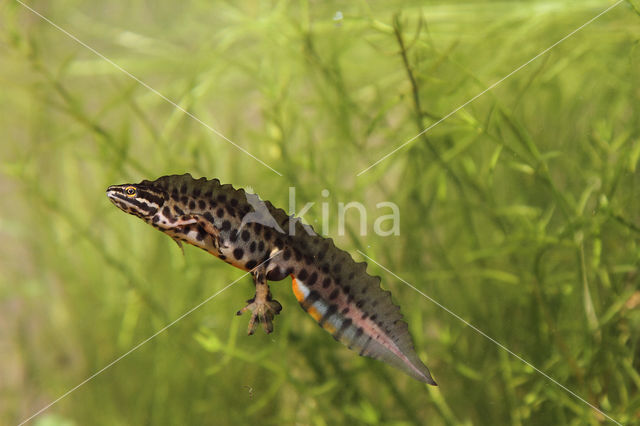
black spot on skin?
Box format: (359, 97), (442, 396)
(320, 305), (338, 325)
(254, 223), (262, 233)
(370, 314), (377, 321)
(162, 206), (172, 218)
(275, 238), (284, 249)
(230, 230), (238, 242)
(196, 226), (206, 241)
(355, 328), (364, 338)
(339, 318), (352, 332)
(343, 285), (351, 294)
(322, 263), (330, 273)
(189, 200), (196, 210)
(204, 190), (212, 198)
(283, 249), (291, 261)
(226, 207), (236, 217)
(264, 230), (272, 240)
(222, 221), (231, 231)
(356, 300), (364, 308)
(230, 198), (238, 207)
(318, 251), (325, 261)
(341, 307), (350, 315)
(298, 269), (309, 281)
(209, 200), (217, 209)
(304, 256), (313, 265)
(198, 200), (206, 210)
(171, 190), (179, 202)
(152, 215), (160, 223)
(245, 259), (257, 270)
(285, 267), (294, 276)
(193, 188), (201, 197)
(216, 208), (224, 218)
(307, 272), (318, 285)
(180, 184), (187, 194)
(306, 291), (321, 306)
(258, 241), (264, 252)
(267, 266), (288, 281)
(148, 207), (157, 216)
(241, 230), (250, 242)
(174, 205), (185, 216)
(204, 212), (214, 223)
(322, 278), (331, 288)
(217, 194), (226, 203)
(233, 248), (244, 260)
(361, 313), (368, 320)
(329, 289), (339, 300)
(219, 254), (226, 260)
(249, 241), (256, 253)
(294, 249), (302, 261)
(180, 196), (188, 204)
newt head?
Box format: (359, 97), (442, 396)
(106, 182), (167, 221)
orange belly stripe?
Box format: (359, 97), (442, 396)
(291, 276), (306, 302)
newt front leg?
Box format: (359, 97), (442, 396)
(236, 267), (282, 335)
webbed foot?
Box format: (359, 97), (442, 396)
(236, 296), (282, 335)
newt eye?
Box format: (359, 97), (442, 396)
(124, 186), (137, 197)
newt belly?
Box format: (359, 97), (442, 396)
(106, 173), (436, 385)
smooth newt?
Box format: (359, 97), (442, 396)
(106, 173), (436, 385)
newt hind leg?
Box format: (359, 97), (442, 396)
(236, 268), (282, 335)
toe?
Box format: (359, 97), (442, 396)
(262, 318), (274, 334)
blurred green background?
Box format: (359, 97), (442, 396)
(1, 0), (640, 425)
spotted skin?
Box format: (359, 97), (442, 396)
(106, 174), (436, 385)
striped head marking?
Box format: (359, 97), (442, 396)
(106, 182), (166, 221)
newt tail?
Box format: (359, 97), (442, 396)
(106, 173), (436, 385)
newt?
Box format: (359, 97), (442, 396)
(106, 173), (436, 384)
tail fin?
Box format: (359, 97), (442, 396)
(288, 234), (436, 385)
